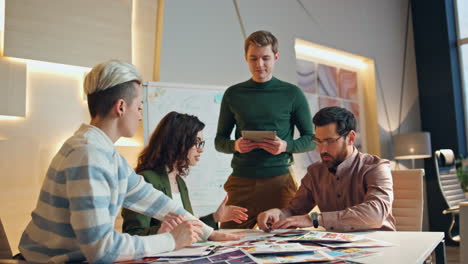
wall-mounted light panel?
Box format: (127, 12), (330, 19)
(4, 0), (132, 68)
(0, 57), (26, 117)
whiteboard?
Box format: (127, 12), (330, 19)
(143, 82), (230, 216)
(142, 82), (313, 217)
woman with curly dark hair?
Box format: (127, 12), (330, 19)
(122, 111), (248, 235)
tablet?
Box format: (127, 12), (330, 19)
(241, 130), (277, 142)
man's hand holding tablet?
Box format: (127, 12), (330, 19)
(235, 131), (287, 155)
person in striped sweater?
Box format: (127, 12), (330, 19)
(18, 60), (240, 263)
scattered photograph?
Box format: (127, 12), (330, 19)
(176, 249), (259, 264)
(327, 260), (364, 264)
(289, 231), (363, 243)
(319, 238), (394, 248)
(239, 243), (315, 255)
(273, 230), (311, 238)
(327, 248), (377, 260)
(254, 250), (335, 263)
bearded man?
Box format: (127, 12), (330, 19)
(257, 106), (396, 232)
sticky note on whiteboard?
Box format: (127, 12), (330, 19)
(214, 92), (223, 104)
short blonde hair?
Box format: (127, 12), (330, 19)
(84, 60), (142, 95)
(84, 60), (143, 118)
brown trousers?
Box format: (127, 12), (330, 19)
(220, 171), (298, 229)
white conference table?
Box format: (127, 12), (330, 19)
(220, 229), (445, 264)
(354, 231), (445, 264)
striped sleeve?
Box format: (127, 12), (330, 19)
(64, 147), (179, 263)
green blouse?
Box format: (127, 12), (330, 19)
(121, 167), (217, 236)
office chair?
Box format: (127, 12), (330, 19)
(434, 149), (468, 244)
(392, 169), (424, 231)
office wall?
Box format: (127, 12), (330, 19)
(159, 0), (422, 159)
(0, 0), (422, 252)
(0, 0), (156, 252)
(0, 63), (90, 253)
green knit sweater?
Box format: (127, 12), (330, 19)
(215, 77), (315, 178)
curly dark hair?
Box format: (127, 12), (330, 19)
(135, 111), (205, 176)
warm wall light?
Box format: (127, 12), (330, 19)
(1, 0), (4, 57)
(0, 0), (4, 31)
(295, 39), (367, 69)
(0, 115), (24, 120)
(7, 57), (90, 111)
(9, 57), (90, 76)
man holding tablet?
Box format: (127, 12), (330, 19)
(215, 30), (315, 229)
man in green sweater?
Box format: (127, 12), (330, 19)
(215, 30), (315, 229)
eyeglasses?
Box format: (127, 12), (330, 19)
(195, 139), (205, 149)
(312, 133), (348, 146)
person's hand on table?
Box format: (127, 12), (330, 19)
(213, 195), (248, 224)
(234, 137), (258, 153)
(256, 136), (287, 155)
(169, 220), (203, 249)
(157, 212), (186, 234)
(208, 231), (243, 241)
(271, 215), (313, 230)
(257, 208), (283, 232)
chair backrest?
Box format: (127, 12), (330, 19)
(392, 169), (424, 231)
(0, 218), (12, 259)
(434, 149), (468, 210)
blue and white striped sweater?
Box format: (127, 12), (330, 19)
(19, 124), (213, 263)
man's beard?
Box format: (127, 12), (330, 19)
(321, 143), (348, 174)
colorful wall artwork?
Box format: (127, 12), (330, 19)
(296, 59), (363, 164)
(317, 64), (338, 97)
(296, 59), (317, 93)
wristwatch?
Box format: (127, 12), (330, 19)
(309, 212), (320, 228)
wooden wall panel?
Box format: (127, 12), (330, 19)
(4, 0), (132, 68)
(0, 58), (26, 117)
(133, 0), (158, 81)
